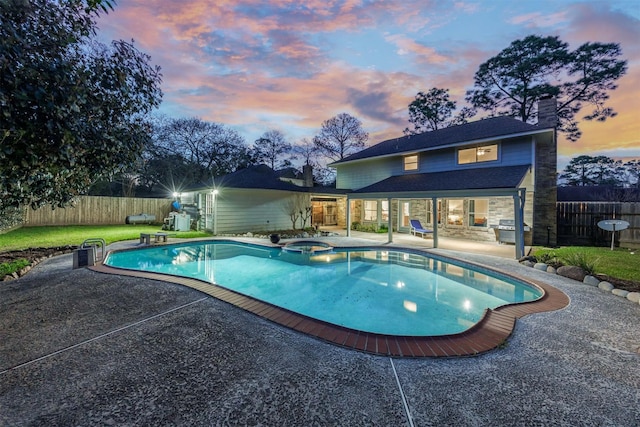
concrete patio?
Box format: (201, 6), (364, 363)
(323, 226), (527, 259)
(0, 237), (638, 426)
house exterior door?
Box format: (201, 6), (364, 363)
(205, 192), (215, 231)
(399, 201), (411, 232)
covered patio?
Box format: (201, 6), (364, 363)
(321, 226), (530, 259)
(342, 166), (533, 259)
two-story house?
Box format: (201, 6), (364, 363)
(331, 97), (558, 258)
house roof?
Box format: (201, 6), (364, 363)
(352, 164), (531, 195)
(187, 165), (306, 192)
(186, 165), (351, 195)
(332, 117), (549, 166)
(275, 167), (303, 180)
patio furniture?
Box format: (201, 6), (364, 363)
(410, 219), (433, 238)
(140, 232), (169, 245)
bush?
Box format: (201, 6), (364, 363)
(534, 251), (562, 268)
(0, 259), (30, 276)
(560, 252), (599, 276)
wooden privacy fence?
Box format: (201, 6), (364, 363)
(23, 196), (173, 226)
(557, 202), (640, 247)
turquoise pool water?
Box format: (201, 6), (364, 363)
(104, 241), (542, 336)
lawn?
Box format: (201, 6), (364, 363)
(533, 246), (639, 285)
(0, 225), (210, 253)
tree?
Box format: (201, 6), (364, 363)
(252, 129), (293, 170)
(148, 116), (249, 189)
(0, 0), (162, 210)
(466, 35), (627, 141)
(292, 137), (319, 166)
(404, 88), (456, 134)
(622, 160), (640, 188)
(313, 113), (368, 161)
(404, 88), (477, 135)
(559, 155), (623, 186)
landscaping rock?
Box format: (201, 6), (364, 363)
(520, 260), (535, 268)
(546, 266), (557, 274)
(534, 262), (548, 271)
(612, 289), (629, 298)
(598, 281), (614, 292)
(627, 292), (640, 303)
(583, 275), (601, 287)
(557, 265), (587, 282)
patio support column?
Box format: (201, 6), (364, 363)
(431, 197), (439, 249)
(346, 195), (352, 237)
(513, 189), (526, 259)
(387, 197), (393, 243)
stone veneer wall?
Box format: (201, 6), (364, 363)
(334, 197), (347, 228)
(406, 196), (534, 244)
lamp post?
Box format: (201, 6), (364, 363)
(212, 189), (219, 235)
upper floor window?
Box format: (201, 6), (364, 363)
(458, 144), (498, 164)
(404, 154), (418, 171)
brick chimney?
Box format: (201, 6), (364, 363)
(533, 95), (558, 246)
(303, 164), (314, 187)
(537, 95), (558, 128)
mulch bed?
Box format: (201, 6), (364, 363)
(595, 274), (640, 293)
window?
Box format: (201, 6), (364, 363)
(447, 199), (464, 225)
(404, 154), (418, 171)
(468, 199), (488, 227)
(425, 199), (433, 226)
(401, 202), (410, 227)
(458, 144), (498, 164)
(364, 200), (377, 221)
(381, 200), (389, 222)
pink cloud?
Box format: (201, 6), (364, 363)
(508, 11), (568, 28)
(384, 34), (451, 64)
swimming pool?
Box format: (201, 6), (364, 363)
(104, 240), (543, 337)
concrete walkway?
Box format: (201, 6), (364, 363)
(0, 238), (638, 426)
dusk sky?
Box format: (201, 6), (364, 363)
(97, 0), (640, 172)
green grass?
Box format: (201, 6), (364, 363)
(533, 246), (639, 283)
(0, 225), (211, 253)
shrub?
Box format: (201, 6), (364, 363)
(534, 251), (562, 268)
(560, 252), (599, 276)
(0, 259), (30, 276)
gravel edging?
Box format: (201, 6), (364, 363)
(520, 260), (640, 306)
(1, 247), (77, 282)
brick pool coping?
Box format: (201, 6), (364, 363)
(90, 245), (569, 358)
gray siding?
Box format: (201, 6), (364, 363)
(215, 189), (309, 233)
(335, 157), (398, 190)
(345, 136), (536, 176)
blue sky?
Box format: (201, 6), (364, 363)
(97, 0), (640, 171)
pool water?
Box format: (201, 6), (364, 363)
(104, 241), (542, 336)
